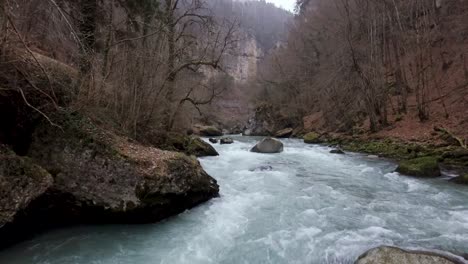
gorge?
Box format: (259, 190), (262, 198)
(1, 0), (468, 263)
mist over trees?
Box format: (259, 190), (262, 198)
(0, 0), (294, 141)
(255, 0), (468, 133)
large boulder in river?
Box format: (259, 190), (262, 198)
(355, 246), (466, 264)
(0, 145), (53, 236)
(251, 138), (284, 153)
(396, 156), (441, 177)
(275, 128), (293, 138)
(195, 125), (223, 137)
(0, 114), (219, 249)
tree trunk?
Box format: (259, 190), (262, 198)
(163, 0), (176, 131)
(79, 0), (97, 74)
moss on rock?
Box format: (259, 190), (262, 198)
(0, 145), (53, 226)
(451, 174), (468, 185)
(197, 126), (223, 137)
(303, 132), (322, 144)
(396, 156), (441, 177)
(157, 133), (218, 157)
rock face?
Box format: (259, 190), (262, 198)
(243, 104), (298, 136)
(396, 156), (441, 177)
(251, 138), (284, 153)
(220, 138), (234, 145)
(355, 246), (466, 264)
(0, 115), (219, 248)
(0, 145), (53, 244)
(275, 128), (294, 138)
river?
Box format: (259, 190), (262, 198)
(1, 136), (468, 264)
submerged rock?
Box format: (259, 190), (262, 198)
(330, 149), (345, 154)
(220, 138), (234, 145)
(275, 128), (293, 138)
(249, 165), (273, 172)
(396, 156), (441, 177)
(303, 132), (322, 144)
(0, 114), (219, 248)
(451, 174), (468, 185)
(355, 246), (466, 264)
(209, 138), (218, 144)
(251, 138), (284, 153)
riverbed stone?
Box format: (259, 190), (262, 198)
(209, 138), (218, 144)
(196, 125), (223, 137)
(355, 246), (466, 264)
(220, 138), (234, 144)
(451, 173), (468, 185)
(396, 156), (441, 177)
(303, 132), (322, 144)
(330, 149), (345, 154)
(275, 128), (293, 138)
(251, 138), (284, 153)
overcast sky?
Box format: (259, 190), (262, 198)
(266, 0), (295, 12)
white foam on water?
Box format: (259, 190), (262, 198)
(2, 137), (468, 264)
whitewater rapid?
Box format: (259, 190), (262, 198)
(1, 136), (467, 264)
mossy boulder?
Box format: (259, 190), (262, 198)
(0, 145), (53, 227)
(396, 156), (441, 177)
(186, 137), (219, 156)
(451, 174), (468, 185)
(27, 115), (220, 223)
(196, 125), (223, 137)
(141, 131), (218, 157)
(0, 145), (53, 249)
(303, 132), (322, 144)
(0, 114), (219, 249)
(161, 133), (218, 157)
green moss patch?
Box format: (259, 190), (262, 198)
(396, 156), (441, 177)
(155, 133), (218, 157)
(303, 132), (321, 144)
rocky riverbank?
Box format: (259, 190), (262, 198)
(0, 112), (219, 249)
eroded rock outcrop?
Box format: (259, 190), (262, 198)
(275, 128), (293, 138)
(0, 145), (53, 246)
(0, 114), (219, 248)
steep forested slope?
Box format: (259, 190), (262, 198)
(252, 0), (468, 143)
